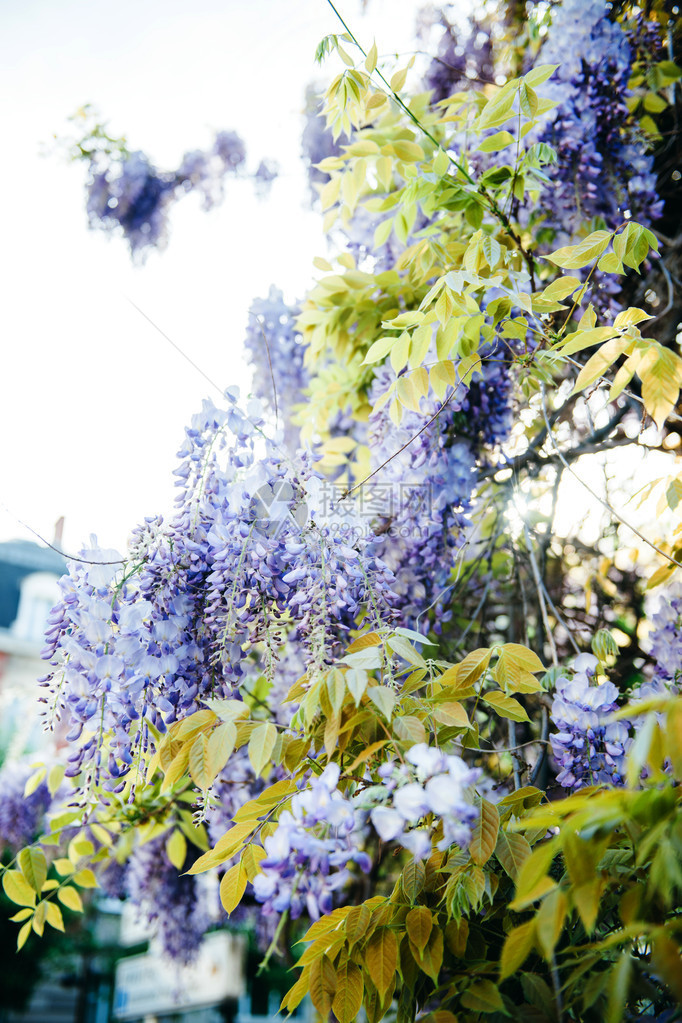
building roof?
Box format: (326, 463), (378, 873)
(0, 540), (66, 631)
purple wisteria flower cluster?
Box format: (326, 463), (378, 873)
(124, 836), (211, 963)
(243, 287), (308, 452)
(252, 764), (370, 920)
(550, 654), (630, 789)
(38, 391), (397, 792)
(365, 348), (512, 627)
(0, 760), (53, 853)
(418, 8), (496, 103)
(532, 0), (662, 246)
(85, 129), (275, 258)
(368, 743), (481, 859)
(646, 588), (682, 690)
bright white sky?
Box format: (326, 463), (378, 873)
(0, 0), (425, 556)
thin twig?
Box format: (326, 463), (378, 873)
(126, 297), (225, 399)
(523, 522), (559, 667)
(340, 383), (464, 498)
(0, 502), (125, 565)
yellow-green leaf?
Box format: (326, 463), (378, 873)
(57, 886), (84, 913)
(18, 847), (48, 894)
(638, 344), (682, 430)
(46, 902), (65, 932)
(460, 978), (505, 1013)
(3, 869), (37, 908)
(72, 869), (98, 889)
(406, 906), (432, 954)
(483, 691), (529, 722)
(32, 901), (47, 936)
(220, 861), (248, 915)
(470, 798), (499, 866)
(17, 921), (32, 950)
(166, 829), (187, 870)
(332, 959), (364, 1023)
(366, 928), (398, 999)
(23, 767), (47, 798)
(500, 920), (535, 979)
(310, 953), (337, 1016)
(207, 721), (237, 782)
(248, 722), (278, 777)
(456, 648), (492, 687)
(535, 888), (567, 959)
(495, 829), (531, 880)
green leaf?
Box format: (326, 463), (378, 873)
(3, 869), (37, 908)
(510, 839), (559, 910)
(57, 886), (84, 913)
(368, 685), (396, 720)
(18, 847), (48, 894)
(546, 230), (611, 269)
(207, 721), (237, 782)
(500, 920), (535, 979)
(460, 978), (505, 1013)
(416, 928), (443, 984)
(597, 251), (624, 274)
(400, 860), (426, 903)
(387, 634), (427, 667)
(392, 140), (425, 162)
(535, 888), (567, 959)
(310, 954), (337, 1017)
(366, 928), (398, 999)
(9, 908), (32, 923)
(189, 734), (211, 791)
(470, 798), (499, 866)
(32, 902), (47, 937)
(332, 959), (364, 1023)
(364, 336), (395, 364)
(559, 326), (618, 356)
(166, 829), (188, 870)
(17, 921), (32, 951)
(606, 952), (632, 1023)
(220, 861), (248, 915)
(456, 648), (492, 687)
(46, 902), (65, 932)
(72, 869), (98, 889)
(23, 767), (47, 798)
(483, 690), (529, 722)
(524, 64), (558, 88)
(637, 344), (682, 430)
(248, 722), (278, 777)
(477, 131), (515, 153)
(477, 83), (518, 131)
(406, 906), (432, 954)
(495, 829), (531, 880)
(540, 275), (582, 302)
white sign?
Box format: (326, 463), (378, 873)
(113, 931), (246, 1019)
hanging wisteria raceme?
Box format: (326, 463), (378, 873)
(646, 588), (682, 689)
(84, 127), (274, 258)
(0, 760), (54, 853)
(38, 390), (398, 792)
(532, 0), (662, 247)
(367, 744), (481, 860)
(418, 8), (496, 104)
(549, 654), (631, 789)
(243, 287), (308, 452)
(363, 346), (512, 628)
(252, 763), (371, 920)
(125, 836), (211, 963)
